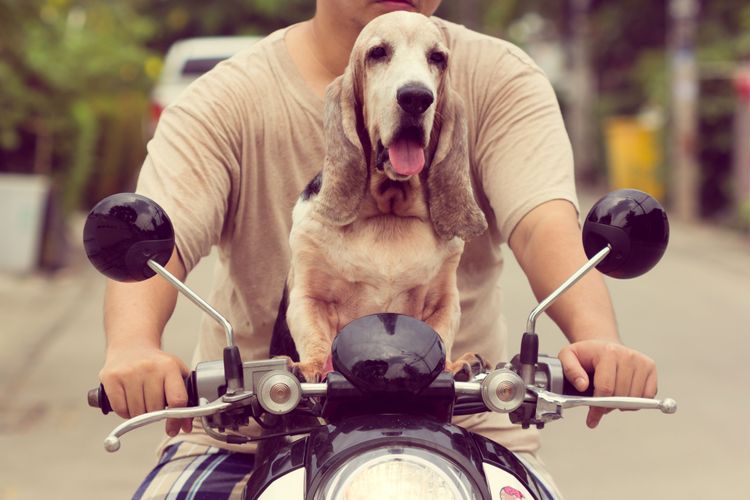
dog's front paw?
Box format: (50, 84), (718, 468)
(287, 359), (327, 383)
(447, 353), (490, 382)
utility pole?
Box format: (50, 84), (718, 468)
(669, 0), (700, 220)
(569, 0), (596, 184)
(733, 62), (750, 229)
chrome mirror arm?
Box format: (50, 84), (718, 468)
(146, 260), (245, 394)
(147, 260), (234, 347)
(518, 245), (612, 387)
(525, 245), (612, 334)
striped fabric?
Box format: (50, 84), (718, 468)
(133, 442), (255, 500)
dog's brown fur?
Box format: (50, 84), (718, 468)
(282, 12), (487, 382)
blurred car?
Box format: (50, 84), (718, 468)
(147, 36), (261, 139)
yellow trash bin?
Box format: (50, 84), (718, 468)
(605, 117), (664, 201)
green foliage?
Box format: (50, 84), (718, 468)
(130, 0), (314, 52)
(0, 0), (317, 212)
(0, 0), (156, 213)
(2, 0), (749, 218)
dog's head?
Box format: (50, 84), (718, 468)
(314, 11), (487, 241)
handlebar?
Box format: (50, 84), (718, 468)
(88, 363), (676, 452)
(88, 375), (199, 415)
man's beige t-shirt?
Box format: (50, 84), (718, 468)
(138, 19), (578, 455)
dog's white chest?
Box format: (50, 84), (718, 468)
(342, 222), (449, 280)
(290, 201), (462, 311)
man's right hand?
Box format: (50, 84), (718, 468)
(102, 248), (189, 436)
(99, 344), (193, 437)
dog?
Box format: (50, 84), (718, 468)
(271, 11), (488, 383)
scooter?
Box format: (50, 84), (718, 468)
(83, 189), (676, 499)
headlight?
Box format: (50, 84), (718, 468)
(316, 446), (477, 500)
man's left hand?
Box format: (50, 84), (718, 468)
(558, 340), (658, 428)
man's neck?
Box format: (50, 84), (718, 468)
(286, 14), (360, 99)
(308, 13), (358, 78)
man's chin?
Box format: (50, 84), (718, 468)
(372, 1), (417, 14)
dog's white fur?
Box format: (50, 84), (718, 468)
(284, 12), (487, 381)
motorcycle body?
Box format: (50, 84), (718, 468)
(84, 189), (675, 499)
(238, 313), (557, 499)
(247, 413), (549, 499)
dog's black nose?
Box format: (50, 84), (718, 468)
(397, 84), (434, 115)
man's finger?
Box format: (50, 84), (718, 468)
(592, 348), (616, 397)
(628, 363), (650, 399)
(558, 347), (590, 392)
(644, 369), (658, 399)
(165, 419), (181, 437)
(103, 380), (129, 419)
(164, 370), (189, 409)
(164, 365), (190, 437)
(587, 407), (605, 428)
(613, 356), (634, 399)
(123, 379), (147, 417)
(145, 375), (166, 413)
(585, 349), (618, 428)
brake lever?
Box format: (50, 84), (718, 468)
(102, 397), (236, 452)
(527, 386), (677, 423)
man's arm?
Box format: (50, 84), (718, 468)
(508, 199), (658, 428)
(98, 249), (192, 436)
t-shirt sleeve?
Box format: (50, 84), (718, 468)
(473, 43), (579, 244)
(136, 61), (246, 273)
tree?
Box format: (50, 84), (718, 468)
(0, 0), (156, 211)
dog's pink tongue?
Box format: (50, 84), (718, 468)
(388, 139), (425, 176)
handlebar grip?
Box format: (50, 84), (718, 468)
(562, 374), (595, 397)
(88, 384), (113, 414)
(88, 374), (198, 415)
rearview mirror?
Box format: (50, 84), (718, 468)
(82, 193), (174, 282)
(582, 189), (669, 279)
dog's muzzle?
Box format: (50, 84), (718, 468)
(397, 84), (434, 116)
(376, 141), (390, 172)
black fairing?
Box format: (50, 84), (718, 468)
(244, 438), (307, 499)
(331, 313), (446, 394)
(473, 433), (548, 499)
(83, 193), (175, 282)
(246, 416), (547, 500)
(583, 189), (669, 279)
(321, 371), (456, 423)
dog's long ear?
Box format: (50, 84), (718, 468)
(313, 66), (368, 226)
(426, 85), (487, 240)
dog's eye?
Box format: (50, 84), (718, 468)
(368, 46), (388, 61)
(429, 51), (446, 66)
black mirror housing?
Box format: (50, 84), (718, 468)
(83, 193), (175, 282)
(583, 189), (669, 279)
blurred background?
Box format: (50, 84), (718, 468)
(1, 1), (749, 499)
(1, 0), (750, 273)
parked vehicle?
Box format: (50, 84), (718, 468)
(147, 36), (261, 138)
(83, 189), (676, 499)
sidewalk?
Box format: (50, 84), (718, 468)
(0, 216), (95, 403)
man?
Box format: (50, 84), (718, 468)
(100, 1), (658, 497)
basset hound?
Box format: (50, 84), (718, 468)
(271, 11), (488, 382)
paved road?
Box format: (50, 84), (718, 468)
(0, 193), (748, 499)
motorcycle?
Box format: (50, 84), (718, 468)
(83, 189), (676, 499)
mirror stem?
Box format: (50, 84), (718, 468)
(147, 260), (235, 347)
(525, 245), (612, 335)
(147, 260), (245, 393)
